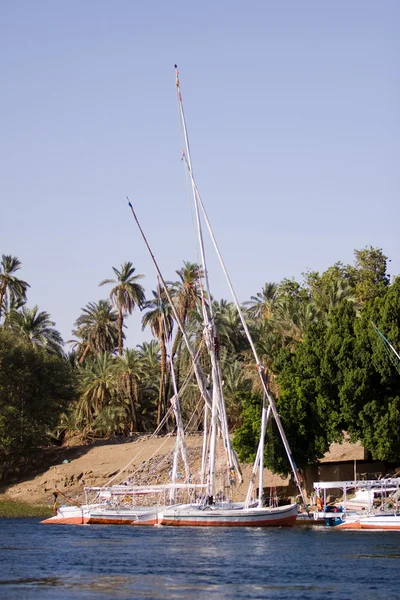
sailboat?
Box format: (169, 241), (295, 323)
(43, 66), (306, 527)
(151, 66), (305, 527)
(42, 320), (206, 526)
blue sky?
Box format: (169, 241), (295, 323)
(1, 0), (398, 348)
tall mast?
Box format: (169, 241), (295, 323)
(175, 65), (236, 497)
(245, 405), (271, 508)
(258, 392), (267, 508)
(181, 145), (309, 512)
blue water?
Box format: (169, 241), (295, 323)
(1, 519), (400, 599)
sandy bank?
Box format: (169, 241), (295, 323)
(0, 434), (290, 508)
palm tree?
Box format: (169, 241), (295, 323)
(272, 298), (319, 346)
(219, 349), (252, 427)
(142, 287), (174, 426)
(1, 295), (26, 328)
(76, 352), (118, 430)
(113, 348), (145, 432)
(212, 299), (246, 356)
(244, 282), (279, 321)
(313, 279), (355, 317)
(93, 404), (128, 437)
(137, 340), (161, 429)
(71, 299), (119, 363)
(8, 305), (64, 355)
(137, 340), (160, 370)
(100, 262), (145, 355)
(0, 255), (30, 323)
(169, 262), (203, 386)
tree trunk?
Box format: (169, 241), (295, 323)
(118, 307), (123, 356)
(128, 375), (137, 433)
(0, 280), (7, 322)
(79, 343), (91, 364)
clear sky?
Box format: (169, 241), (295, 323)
(1, 0), (398, 348)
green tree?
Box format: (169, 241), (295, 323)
(100, 262), (145, 355)
(353, 246), (390, 304)
(71, 299), (119, 363)
(213, 299), (246, 356)
(113, 348), (145, 432)
(76, 352), (118, 430)
(142, 288), (174, 426)
(93, 404), (128, 437)
(338, 279), (400, 460)
(303, 264), (355, 317)
(272, 298), (319, 346)
(0, 255), (30, 323)
(137, 341), (160, 429)
(0, 331), (75, 478)
(8, 305), (64, 356)
(168, 262), (203, 386)
(244, 282), (279, 321)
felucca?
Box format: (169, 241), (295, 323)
(43, 66), (307, 527)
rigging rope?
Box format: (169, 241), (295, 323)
(105, 349), (202, 488)
(372, 322), (400, 374)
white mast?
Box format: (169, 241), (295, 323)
(175, 65), (236, 498)
(258, 392), (267, 508)
(245, 405), (271, 507)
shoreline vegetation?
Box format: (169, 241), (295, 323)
(1, 248), (400, 502)
(0, 498), (53, 518)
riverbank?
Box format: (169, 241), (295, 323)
(0, 498), (52, 518)
(0, 433), (291, 512)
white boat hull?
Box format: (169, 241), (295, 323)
(42, 504), (159, 526)
(336, 513), (400, 530)
(41, 505), (92, 525)
(158, 503), (298, 527)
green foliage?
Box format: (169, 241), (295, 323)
(7, 305), (64, 356)
(0, 255), (30, 323)
(232, 392), (263, 463)
(2, 246), (397, 478)
(100, 262), (145, 356)
(353, 246), (390, 303)
(0, 331), (76, 478)
(339, 278), (400, 460)
(71, 299), (119, 362)
(0, 497), (53, 518)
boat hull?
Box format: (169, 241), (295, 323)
(336, 513), (400, 530)
(41, 505), (91, 525)
(41, 505), (158, 526)
(158, 503), (298, 527)
(87, 507), (158, 526)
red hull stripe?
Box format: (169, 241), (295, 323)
(41, 516), (90, 525)
(88, 518), (157, 526)
(337, 522), (400, 531)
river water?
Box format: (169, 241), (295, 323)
(1, 518), (399, 599)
